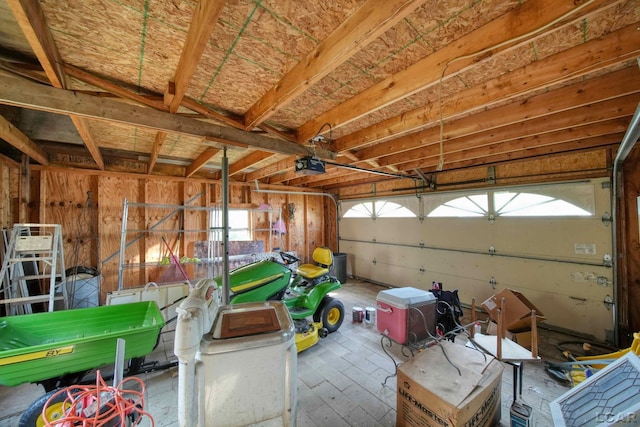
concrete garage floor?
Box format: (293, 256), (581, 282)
(1, 279), (583, 426)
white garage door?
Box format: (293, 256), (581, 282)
(339, 178), (614, 342)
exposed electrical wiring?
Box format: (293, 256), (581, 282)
(436, 0), (597, 172)
(310, 122), (333, 151)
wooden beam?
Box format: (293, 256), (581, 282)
(297, 0), (609, 142)
(181, 97), (246, 130)
(6, 1), (109, 172)
(245, 156), (297, 182)
(205, 136), (249, 150)
(148, 131), (168, 173)
(423, 136), (621, 173)
(0, 59), (50, 85)
(6, 0), (66, 89)
(257, 123), (297, 143)
(229, 151), (275, 176)
(186, 147), (220, 178)
(378, 93), (639, 168)
(399, 119), (628, 171)
(165, 1), (225, 113)
(69, 116), (104, 170)
(0, 75), (336, 159)
(243, 0), (428, 130)
(0, 113), (49, 165)
(335, 23), (640, 153)
(365, 69), (640, 165)
(64, 64), (169, 112)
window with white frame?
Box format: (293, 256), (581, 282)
(427, 194), (488, 217)
(210, 209), (251, 240)
(342, 181), (596, 219)
(342, 198), (417, 218)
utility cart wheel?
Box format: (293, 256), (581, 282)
(313, 296), (344, 333)
(19, 388), (73, 427)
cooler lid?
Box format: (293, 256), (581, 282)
(377, 287), (436, 308)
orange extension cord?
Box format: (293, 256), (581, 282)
(42, 370), (155, 426)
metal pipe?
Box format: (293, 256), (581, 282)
(323, 160), (418, 180)
(221, 147), (230, 305)
(611, 100), (640, 346)
(252, 181), (340, 252)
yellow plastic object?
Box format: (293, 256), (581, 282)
(312, 247), (333, 267)
(576, 332), (640, 369)
(295, 322), (323, 353)
(297, 247), (333, 279)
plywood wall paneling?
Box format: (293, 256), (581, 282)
(98, 175), (143, 296)
(285, 194), (306, 255)
(39, 171), (98, 275)
(144, 180), (182, 284)
(27, 170), (40, 223)
(5, 165), (323, 298)
(324, 196), (338, 252)
(232, 182), (251, 205)
(267, 192), (286, 252)
(182, 182), (208, 258)
(304, 195), (325, 263)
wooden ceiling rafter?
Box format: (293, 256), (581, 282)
(62, 64), (252, 134)
(334, 22), (640, 155)
(296, 0), (610, 142)
(229, 151), (276, 177)
(411, 135), (622, 174)
(0, 58), (49, 84)
(379, 93), (640, 169)
(163, 0), (225, 114)
(156, 0), (225, 175)
(400, 121), (628, 172)
(0, 112), (49, 165)
(0, 0), (636, 192)
(256, 123), (297, 144)
(0, 75), (337, 160)
(361, 67), (640, 167)
(5, 0), (65, 89)
(185, 146), (221, 178)
(245, 156), (297, 182)
(242, 0), (429, 131)
(148, 131), (168, 173)
(64, 64), (169, 112)
(6, 0), (105, 170)
(180, 97), (246, 130)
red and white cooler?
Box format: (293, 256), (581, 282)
(376, 287), (436, 345)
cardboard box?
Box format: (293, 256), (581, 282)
(481, 289), (545, 332)
(486, 321), (537, 351)
(397, 340), (503, 427)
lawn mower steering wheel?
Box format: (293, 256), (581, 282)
(279, 252), (300, 265)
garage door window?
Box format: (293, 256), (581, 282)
(342, 200), (416, 218)
(494, 191), (591, 217)
(426, 182), (594, 218)
(427, 194), (488, 217)
(341, 182), (595, 219)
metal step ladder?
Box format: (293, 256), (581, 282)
(0, 224), (69, 315)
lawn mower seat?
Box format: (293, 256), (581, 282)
(297, 247), (333, 280)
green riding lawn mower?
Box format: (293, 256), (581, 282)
(219, 247), (346, 352)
